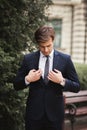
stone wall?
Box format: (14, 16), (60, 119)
(46, 0), (87, 63)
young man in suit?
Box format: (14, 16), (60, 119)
(13, 26), (80, 130)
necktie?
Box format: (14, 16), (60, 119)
(44, 56), (49, 84)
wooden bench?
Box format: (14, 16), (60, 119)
(63, 90), (87, 130)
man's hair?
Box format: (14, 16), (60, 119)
(35, 25), (55, 44)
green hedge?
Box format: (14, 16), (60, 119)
(75, 63), (87, 90)
(0, 85), (26, 130)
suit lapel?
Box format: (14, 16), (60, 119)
(32, 51), (40, 70)
(47, 50), (61, 85)
(35, 51), (46, 85)
(53, 50), (60, 71)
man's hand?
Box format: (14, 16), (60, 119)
(48, 69), (64, 84)
(25, 69), (42, 83)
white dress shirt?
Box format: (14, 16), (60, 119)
(39, 49), (54, 79)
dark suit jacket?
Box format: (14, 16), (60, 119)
(13, 50), (80, 122)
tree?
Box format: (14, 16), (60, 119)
(0, 0), (52, 130)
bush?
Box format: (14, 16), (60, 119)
(0, 0), (52, 130)
(0, 84), (26, 130)
(75, 63), (87, 90)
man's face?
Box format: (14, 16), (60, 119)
(39, 37), (54, 56)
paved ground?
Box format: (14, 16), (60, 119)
(64, 116), (87, 130)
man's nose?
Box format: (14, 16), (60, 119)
(44, 47), (48, 52)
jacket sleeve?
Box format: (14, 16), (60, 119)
(63, 56), (80, 93)
(13, 56), (29, 91)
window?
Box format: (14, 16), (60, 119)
(47, 19), (62, 48)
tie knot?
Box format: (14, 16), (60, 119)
(46, 55), (49, 59)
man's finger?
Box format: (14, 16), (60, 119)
(54, 69), (60, 73)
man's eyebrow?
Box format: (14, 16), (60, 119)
(40, 44), (51, 47)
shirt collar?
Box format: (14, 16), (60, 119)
(40, 49), (54, 58)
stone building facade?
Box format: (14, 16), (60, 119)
(46, 0), (87, 63)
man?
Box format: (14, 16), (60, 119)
(13, 26), (80, 130)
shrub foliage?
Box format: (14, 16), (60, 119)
(75, 63), (87, 90)
(0, 0), (52, 130)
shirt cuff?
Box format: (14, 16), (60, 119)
(25, 77), (30, 85)
(60, 78), (66, 86)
